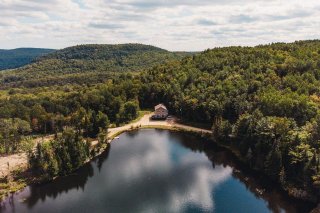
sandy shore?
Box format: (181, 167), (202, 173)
(108, 113), (211, 139)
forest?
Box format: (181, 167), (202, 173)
(0, 44), (190, 89)
(0, 48), (54, 70)
(1, 40), (320, 200)
(139, 40), (320, 200)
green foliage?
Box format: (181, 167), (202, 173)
(265, 145), (282, 180)
(289, 143), (314, 165)
(212, 117), (232, 141)
(0, 48), (54, 70)
(138, 40), (320, 196)
(0, 118), (31, 154)
(0, 78), (139, 154)
(0, 44), (189, 89)
(117, 101), (139, 124)
(29, 130), (90, 179)
(3, 40), (320, 198)
(258, 87), (317, 125)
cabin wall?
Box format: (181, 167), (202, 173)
(154, 108), (168, 118)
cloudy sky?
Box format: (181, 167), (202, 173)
(0, 0), (319, 51)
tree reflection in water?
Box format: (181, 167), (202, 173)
(0, 130), (315, 213)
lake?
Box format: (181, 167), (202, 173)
(0, 129), (315, 213)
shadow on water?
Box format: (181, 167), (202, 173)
(12, 146), (110, 210)
(97, 145), (110, 172)
(0, 164), (96, 212)
(126, 130), (140, 138)
(25, 163), (94, 208)
(166, 130), (316, 213)
(0, 129), (316, 213)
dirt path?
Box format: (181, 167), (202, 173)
(108, 113), (212, 139)
(0, 113), (212, 178)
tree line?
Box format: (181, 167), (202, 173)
(0, 75), (140, 155)
(0, 40), (320, 199)
(0, 44), (189, 89)
(139, 40), (320, 200)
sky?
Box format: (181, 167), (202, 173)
(0, 0), (319, 51)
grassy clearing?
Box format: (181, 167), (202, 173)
(109, 110), (152, 128)
(129, 110), (152, 123)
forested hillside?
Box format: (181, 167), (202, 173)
(0, 44), (190, 88)
(0, 48), (54, 70)
(139, 40), (320, 200)
(1, 40), (320, 201)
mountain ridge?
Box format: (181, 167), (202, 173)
(0, 43), (192, 88)
(0, 48), (55, 70)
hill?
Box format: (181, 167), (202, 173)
(1, 40), (320, 202)
(0, 48), (54, 70)
(139, 39), (320, 200)
(0, 44), (190, 88)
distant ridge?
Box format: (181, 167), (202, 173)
(39, 43), (193, 64)
(0, 48), (55, 70)
(0, 43), (191, 88)
(40, 43), (168, 61)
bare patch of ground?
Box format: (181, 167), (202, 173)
(0, 135), (53, 178)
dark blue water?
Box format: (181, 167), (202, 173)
(0, 129), (314, 213)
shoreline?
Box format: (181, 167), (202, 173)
(1, 115), (319, 211)
(0, 114), (211, 202)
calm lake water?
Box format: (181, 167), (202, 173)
(0, 129), (315, 213)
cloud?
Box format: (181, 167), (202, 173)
(0, 18), (16, 27)
(22, 130), (233, 212)
(110, 0), (271, 10)
(113, 0), (216, 10)
(88, 22), (124, 29)
(230, 14), (256, 24)
(0, 0), (319, 51)
(197, 19), (218, 26)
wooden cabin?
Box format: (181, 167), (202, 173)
(152, 104), (168, 119)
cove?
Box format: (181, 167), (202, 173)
(0, 129), (315, 213)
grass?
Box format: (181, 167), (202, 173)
(129, 110), (152, 124)
(109, 110), (152, 128)
(0, 167), (30, 201)
(140, 125), (177, 130)
(177, 119), (212, 130)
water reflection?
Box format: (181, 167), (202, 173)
(82, 130), (233, 212)
(169, 131), (317, 212)
(0, 129), (315, 213)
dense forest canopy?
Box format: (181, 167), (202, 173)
(0, 48), (54, 70)
(0, 44), (191, 89)
(1, 40), (320, 200)
(41, 44), (171, 60)
(141, 40), (320, 124)
(139, 40), (320, 200)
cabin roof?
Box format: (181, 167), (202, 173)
(155, 104), (167, 110)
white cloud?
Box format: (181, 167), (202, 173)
(0, 0), (319, 51)
(84, 130), (233, 212)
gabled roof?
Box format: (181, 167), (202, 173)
(155, 104), (167, 110)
